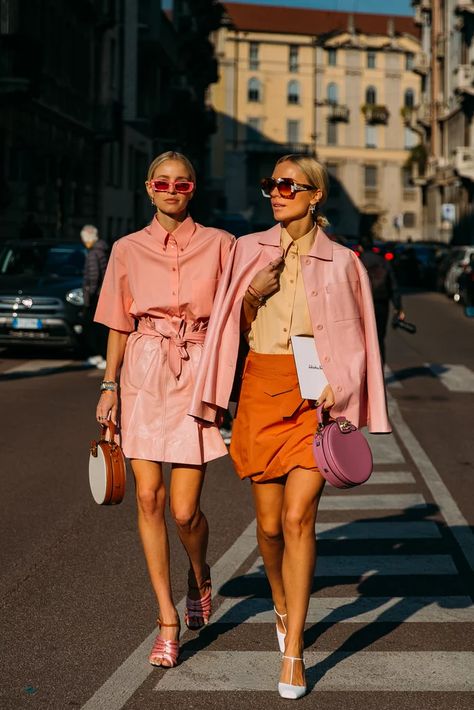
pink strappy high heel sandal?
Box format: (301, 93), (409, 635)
(149, 618), (180, 668)
(184, 565), (212, 630)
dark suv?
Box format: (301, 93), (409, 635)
(0, 240), (87, 349)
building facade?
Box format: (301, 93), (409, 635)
(210, 2), (422, 240)
(411, 0), (474, 244)
(0, 0), (223, 243)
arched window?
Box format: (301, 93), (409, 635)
(287, 80), (300, 104)
(248, 77), (261, 103)
(404, 88), (415, 108)
(366, 86), (377, 105)
(327, 82), (338, 105)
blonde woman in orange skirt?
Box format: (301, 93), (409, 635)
(190, 154), (389, 699)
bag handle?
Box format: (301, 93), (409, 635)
(99, 419), (116, 442)
(316, 404), (332, 427)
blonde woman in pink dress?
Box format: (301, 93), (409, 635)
(94, 151), (234, 668)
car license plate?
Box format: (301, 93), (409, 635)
(12, 317), (43, 330)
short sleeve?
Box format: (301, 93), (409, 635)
(94, 241), (135, 332)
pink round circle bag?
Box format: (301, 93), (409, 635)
(312, 405), (373, 488)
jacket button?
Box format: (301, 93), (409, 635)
(312, 290), (318, 296)
(324, 356), (330, 363)
(317, 324), (323, 330)
(336, 385), (342, 392)
(305, 258), (311, 265)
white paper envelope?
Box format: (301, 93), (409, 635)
(291, 335), (328, 400)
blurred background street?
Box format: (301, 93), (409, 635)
(1, 0), (473, 708)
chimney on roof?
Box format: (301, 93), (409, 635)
(348, 14), (355, 35)
(387, 18), (394, 38)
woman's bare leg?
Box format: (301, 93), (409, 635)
(251, 480), (286, 632)
(280, 467), (325, 686)
(170, 464), (209, 595)
(131, 458), (178, 646)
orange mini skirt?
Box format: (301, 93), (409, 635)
(229, 351), (320, 483)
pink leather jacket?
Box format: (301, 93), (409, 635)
(189, 224), (391, 433)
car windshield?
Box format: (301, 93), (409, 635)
(0, 244), (85, 277)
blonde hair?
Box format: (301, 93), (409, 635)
(147, 151), (196, 183)
(275, 154), (330, 228)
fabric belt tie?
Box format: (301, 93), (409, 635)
(137, 317), (207, 379)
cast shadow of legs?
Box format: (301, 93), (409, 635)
(304, 503), (472, 691)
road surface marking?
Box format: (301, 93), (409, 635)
(427, 363), (474, 393)
(2, 359), (75, 374)
(319, 493), (427, 510)
(388, 393), (474, 570)
(384, 364), (403, 389)
(246, 554), (458, 577)
(362, 470), (415, 485)
(80, 519), (256, 710)
(364, 429), (405, 464)
(156, 651), (474, 692)
(212, 595), (474, 624)
(317, 520), (441, 539)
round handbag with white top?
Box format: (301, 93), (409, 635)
(89, 421), (126, 504)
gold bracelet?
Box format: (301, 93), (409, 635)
(243, 292), (260, 308)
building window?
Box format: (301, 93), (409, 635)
(247, 117), (262, 139)
(287, 119), (300, 144)
(404, 88), (415, 108)
(248, 77), (261, 102)
(327, 82), (338, 105)
(366, 86), (377, 105)
(404, 127), (417, 149)
(406, 52), (414, 71)
(249, 42), (259, 70)
(327, 121), (337, 145)
(328, 48), (337, 66)
(403, 212), (416, 228)
(402, 167), (412, 188)
(364, 165), (377, 188)
(367, 51), (376, 69)
(365, 125), (377, 148)
(289, 45), (299, 72)
(326, 162), (339, 178)
(287, 80), (300, 105)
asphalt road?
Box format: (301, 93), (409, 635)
(0, 290), (473, 710)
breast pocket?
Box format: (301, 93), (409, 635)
(326, 281), (361, 322)
(191, 278), (218, 317)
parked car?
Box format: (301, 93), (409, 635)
(443, 246), (474, 299)
(0, 240), (87, 350)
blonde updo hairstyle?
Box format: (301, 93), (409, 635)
(276, 154), (329, 228)
(147, 150), (196, 185)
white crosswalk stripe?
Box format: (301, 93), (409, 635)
(427, 362), (474, 393)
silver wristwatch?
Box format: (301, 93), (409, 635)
(100, 380), (117, 392)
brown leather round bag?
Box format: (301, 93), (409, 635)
(88, 421), (126, 505)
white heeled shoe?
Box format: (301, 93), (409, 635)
(278, 655), (307, 700)
(274, 606), (287, 654)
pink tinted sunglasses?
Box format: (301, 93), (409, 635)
(149, 179), (194, 194)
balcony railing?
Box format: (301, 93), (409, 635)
(413, 51), (430, 75)
(454, 64), (474, 93)
(362, 104), (389, 124)
(327, 104), (350, 122)
(455, 1), (474, 14)
(227, 140), (313, 155)
(454, 146), (474, 180)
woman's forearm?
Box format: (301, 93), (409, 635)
(240, 291), (260, 332)
(103, 329), (129, 381)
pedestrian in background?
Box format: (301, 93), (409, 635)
(358, 234), (405, 365)
(94, 151), (234, 669)
(191, 154), (390, 699)
(81, 224), (109, 368)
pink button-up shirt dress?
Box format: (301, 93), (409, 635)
(94, 216), (235, 464)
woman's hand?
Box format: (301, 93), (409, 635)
(249, 257), (284, 298)
(96, 390), (118, 425)
(317, 385), (335, 410)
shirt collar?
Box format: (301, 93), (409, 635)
(149, 214), (196, 251)
(280, 225), (317, 258)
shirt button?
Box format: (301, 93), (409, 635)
(312, 290), (318, 296)
(305, 258), (311, 265)
(324, 356), (330, 363)
(283, 327), (288, 332)
(317, 324), (323, 331)
(172, 267), (176, 271)
(337, 386), (342, 392)
(290, 279), (294, 284)
(172, 291), (176, 295)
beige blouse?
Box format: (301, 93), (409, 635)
(248, 226), (315, 354)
